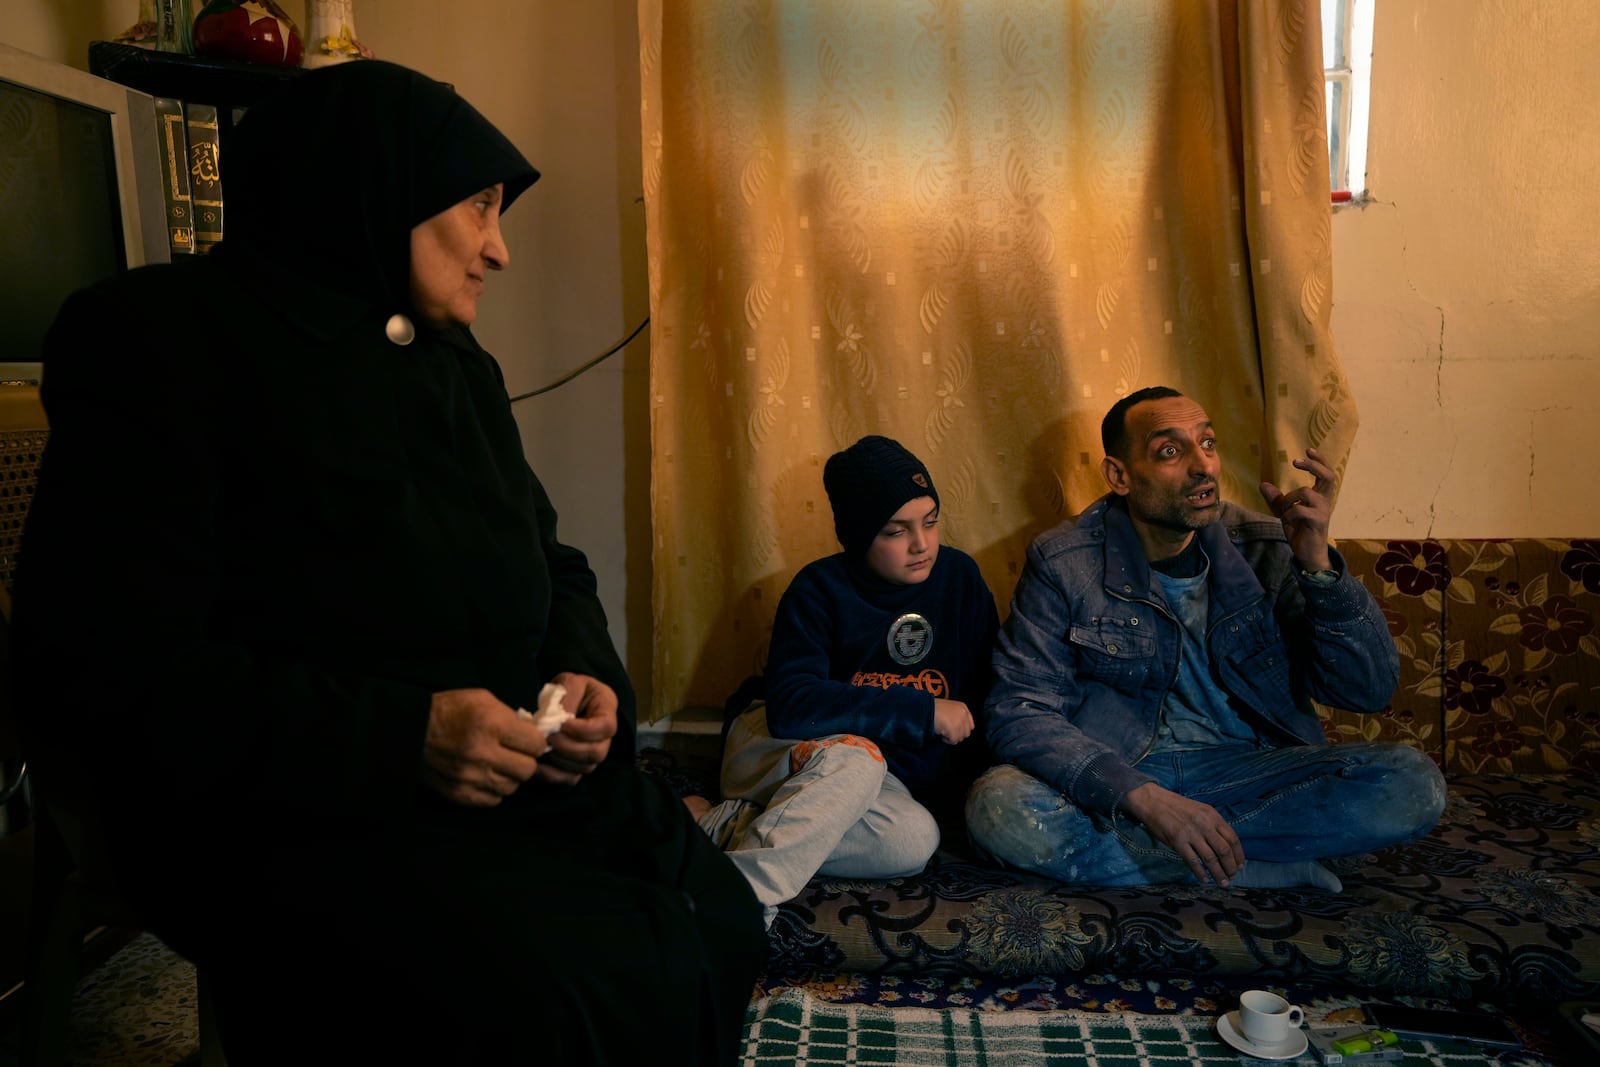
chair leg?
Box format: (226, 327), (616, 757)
(197, 966), (228, 1067)
(20, 815), (84, 1067)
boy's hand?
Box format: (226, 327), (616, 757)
(933, 698), (974, 744)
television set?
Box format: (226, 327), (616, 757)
(0, 41), (170, 385)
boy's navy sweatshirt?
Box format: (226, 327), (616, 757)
(763, 546), (998, 810)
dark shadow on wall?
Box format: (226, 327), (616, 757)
(679, 569), (782, 724)
(677, 454), (836, 726)
(969, 416), (1088, 619)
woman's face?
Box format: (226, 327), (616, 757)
(409, 184), (509, 328)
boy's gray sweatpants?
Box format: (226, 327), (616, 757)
(697, 703), (940, 926)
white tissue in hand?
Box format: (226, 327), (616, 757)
(515, 682), (571, 735)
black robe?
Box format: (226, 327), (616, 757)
(13, 60), (763, 1066)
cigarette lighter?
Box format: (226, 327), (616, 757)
(1330, 1029), (1400, 1056)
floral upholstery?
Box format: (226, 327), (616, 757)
(762, 538), (1600, 1003)
(1320, 538), (1600, 775)
(1439, 539), (1600, 775)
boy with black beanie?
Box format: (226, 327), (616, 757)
(696, 435), (1000, 927)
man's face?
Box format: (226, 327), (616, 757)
(1102, 395), (1222, 556)
(863, 496), (941, 585)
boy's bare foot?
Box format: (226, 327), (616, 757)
(683, 794), (712, 820)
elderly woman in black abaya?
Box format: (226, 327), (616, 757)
(13, 60), (765, 1065)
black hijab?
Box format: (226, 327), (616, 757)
(219, 59), (539, 322)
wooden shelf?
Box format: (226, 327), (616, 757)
(87, 40), (302, 113)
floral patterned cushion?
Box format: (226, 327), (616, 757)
(1319, 538), (1450, 758)
(1318, 538), (1600, 774)
(761, 538), (1600, 1003)
(1438, 539), (1600, 774)
(768, 773), (1600, 1003)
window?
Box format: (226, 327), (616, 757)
(1322, 0), (1373, 199)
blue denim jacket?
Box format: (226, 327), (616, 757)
(986, 495), (1399, 816)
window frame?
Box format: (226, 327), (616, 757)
(1324, 0), (1373, 202)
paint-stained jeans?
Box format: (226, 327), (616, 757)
(964, 741), (1446, 886)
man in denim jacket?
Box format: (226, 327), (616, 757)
(965, 387), (1446, 891)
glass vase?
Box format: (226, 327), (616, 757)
(154, 0), (193, 53)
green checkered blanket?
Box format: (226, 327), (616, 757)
(739, 989), (1548, 1066)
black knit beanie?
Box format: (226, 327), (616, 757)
(822, 436), (939, 556)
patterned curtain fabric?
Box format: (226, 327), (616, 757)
(639, 0), (1349, 722)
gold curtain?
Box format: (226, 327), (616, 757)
(638, 0), (1351, 723)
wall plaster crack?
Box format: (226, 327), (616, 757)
(1425, 439), (1455, 541)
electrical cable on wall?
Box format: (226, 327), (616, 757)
(508, 315), (650, 403)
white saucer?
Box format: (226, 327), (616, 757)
(1216, 1011), (1310, 1060)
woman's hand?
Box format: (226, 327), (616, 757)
(532, 672), (618, 786)
(422, 687), (548, 807)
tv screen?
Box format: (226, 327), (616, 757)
(0, 43), (168, 382)
(0, 79), (128, 368)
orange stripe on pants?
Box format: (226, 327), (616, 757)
(789, 735), (885, 776)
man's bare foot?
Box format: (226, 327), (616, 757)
(682, 794), (712, 820)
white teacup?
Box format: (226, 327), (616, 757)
(1238, 990), (1304, 1047)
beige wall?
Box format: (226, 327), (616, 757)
(9, 1), (1597, 716)
(1333, 0), (1600, 538)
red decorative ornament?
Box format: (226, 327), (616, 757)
(193, 1), (303, 67)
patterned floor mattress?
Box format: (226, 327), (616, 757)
(761, 772), (1600, 1006)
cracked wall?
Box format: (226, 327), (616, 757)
(1332, 0), (1600, 538)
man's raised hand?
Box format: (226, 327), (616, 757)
(1259, 447), (1336, 572)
